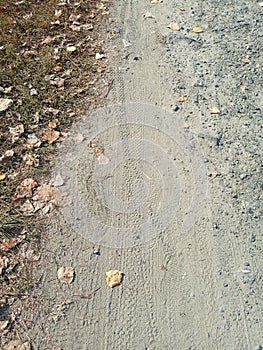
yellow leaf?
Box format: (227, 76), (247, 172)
(178, 6), (185, 11)
(0, 173), (6, 181)
(106, 270), (123, 288)
(193, 26), (203, 33)
(176, 96), (187, 102)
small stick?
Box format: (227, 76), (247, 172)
(73, 287), (101, 299)
(104, 79), (114, 98)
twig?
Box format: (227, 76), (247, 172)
(73, 287), (101, 299)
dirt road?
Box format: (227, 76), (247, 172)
(26, 0), (262, 349)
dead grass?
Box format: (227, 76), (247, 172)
(0, 0), (110, 343)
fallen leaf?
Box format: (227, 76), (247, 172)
(23, 153), (39, 167)
(209, 106), (220, 114)
(95, 53), (105, 60)
(0, 98), (13, 112)
(178, 5), (185, 11)
(30, 88), (38, 96)
(0, 319), (10, 334)
(42, 128), (60, 144)
(20, 200), (35, 214)
(68, 13), (81, 21)
(0, 236), (24, 252)
(12, 178), (37, 200)
(54, 65), (63, 72)
(176, 96), (187, 102)
(167, 22), (180, 31)
(95, 146), (104, 157)
(41, 36), (55, 45)
(26, 137), (41, 149)
(0, 173), (6, 181)
(106, 270), (123, 288)
(7, 17), (16, 24)
(48, 120), (57, 129)
(57, 266), (74, 284)
(0, 255), (9, 274)
(9, 124), (24, 143)
(142, 11), (155, 19)
(193, 26), (203, 33)
(43, 107), (60, 116)
(5, 150), (14, 157)
(66, 46), (77, 52)
(208, 171), (219, 180)
(49, 77), (65, 87)
(36, 184), (59, 205)
(81, 23), (93, 31)
(55, 9), (62, 17)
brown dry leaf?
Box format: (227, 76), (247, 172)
(23, 153), (39, 167)
(176, 96), (187, 102)
(9, 124), (24, 143)
(95, 146), (104, 157)
(208, 171), (219, 180)
(41, 36), (55, 45)
(69, 13), (81, 21)
(0, 173), (6, 181)
(179, 5), (185, 11)
(0, 237), (24, 252)
(167, 22), (180, 31)
(0, 319), (10, 334)
(0, 255), (9, 274)
(54, 65), (63, 72)
(209, 106), (220, 114)
(20, 200), (35, 214)
(7, 17), (16, 24)
(48, 120), (57, 129)
(193, 26), (204, 33)
(0, 98), (13, 112)
(12, 178), (37, 200)
(42, 128), (60, 144)
(57, 266), (74, 284)
(26, 137), (41, 149)
(106, 270), (123, 288)
(36, 184), (59, 205)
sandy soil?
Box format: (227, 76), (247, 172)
(13, 0), (262, 349)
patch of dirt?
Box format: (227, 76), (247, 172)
(2, 0), (263, 349)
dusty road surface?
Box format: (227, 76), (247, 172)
(22, 0), (262, 349)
